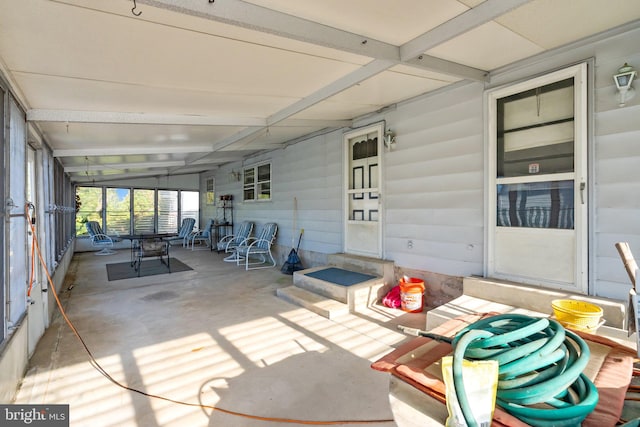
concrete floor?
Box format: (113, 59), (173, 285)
(14, 245), (428, 427)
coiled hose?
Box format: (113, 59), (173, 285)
(403, 314), (598, 427)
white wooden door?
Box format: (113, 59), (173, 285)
(487, 64), (588, 293)
(343, 123), (383, 258)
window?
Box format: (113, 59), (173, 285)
(75, 187), (103, 236)
(157, 190), (178, 234)
(243, 163), (271, 201)
(106, 188), (130, 235)
(181, 191), (199, 225)
(206, 177), (215, 205)
(133, 189), (155, 234)
(76, 187), (200, 236)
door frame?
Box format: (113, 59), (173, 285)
(343, 122), (384, 258)
(485, 63), (589, 293)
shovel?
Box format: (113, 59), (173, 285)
(282, 228), (304, 274)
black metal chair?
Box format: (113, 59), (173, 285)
(133, 239), (170, 276)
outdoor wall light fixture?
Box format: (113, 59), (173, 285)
(613, 63), (636, 107)
(228, 170), (241, 182)
(383, 128), (396, 150)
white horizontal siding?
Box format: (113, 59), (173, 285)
(215, 130), (344, 254)
(383, 82), (485, 276)
(592, 53), (640, 299)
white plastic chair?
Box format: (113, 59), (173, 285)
(189, 218), (215, 250)
(85, 221), (120, 255)
(218, 221), (254, 262)
(235, 223), (278, 270)
(165, 218), (196, 247)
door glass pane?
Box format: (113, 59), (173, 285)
(497, 78), (574, 178)
(497, 180), (574, 229)
(106, 188), (130, 235)
(158, 190), (178, 233)
(133, 189), (155, 233)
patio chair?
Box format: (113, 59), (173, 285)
(133, 239), (170, 276)
(218, 221), (254, 262)
(189, 218), (215, 250)
(235, 222), (278, 270)
(85, 221), (121, 255)
(165, 218), (196, 247)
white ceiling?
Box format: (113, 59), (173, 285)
(0, 0), (638, 183)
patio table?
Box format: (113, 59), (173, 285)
(120, 233), (178, 266)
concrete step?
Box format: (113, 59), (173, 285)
(327, 253), (395, 285)
(427, 277), (629, 338)
(276, 286), (350, 319)
(463, 276), (627, 329)
(293, 266), (385, 306)
(426, 294), (549, 331)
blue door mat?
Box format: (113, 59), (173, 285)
(304, 267), (376, 287)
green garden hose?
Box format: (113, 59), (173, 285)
(399, 314), (598, 427)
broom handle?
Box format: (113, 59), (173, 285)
(291, 197), (297, 248)
(296, 229), (304, 251)
(616, 242), (637, 288)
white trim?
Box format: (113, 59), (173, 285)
(497, 172), (575, 185)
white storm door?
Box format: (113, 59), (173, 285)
(487, 64), (588, 293)
(343, 123), (383, 258)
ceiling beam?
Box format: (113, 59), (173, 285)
(71, 171), (177, 183)
(140, 0), (398, 60)
(268, 59), (396, 127)
(400, 0), (534, 60)
(403, 55), (487, 81)
(27, 109), (266, 127)
(176, 61), (391, 170)
(140, 0), (489, 82)
(53, 146), (213, 157)
(205, 59), (394, 153)
(70, 166), (218, 183)
(64, 160), (186, 173)
(276, 119), (352, 128)
(28, 109), (353, 129)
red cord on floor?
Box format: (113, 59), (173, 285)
(25, 203), (393, 425)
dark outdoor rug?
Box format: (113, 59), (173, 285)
(106, 258), (192, 281)
(304, 267), (376, 287)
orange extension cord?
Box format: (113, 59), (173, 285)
(25, 204), (394, 425)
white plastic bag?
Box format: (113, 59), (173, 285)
(441, 356), (498, 427)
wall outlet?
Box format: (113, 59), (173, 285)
(407, 240), (413, 249)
